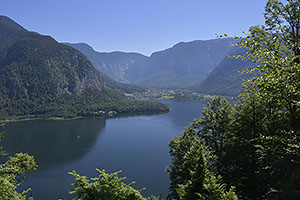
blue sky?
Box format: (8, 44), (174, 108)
(3, 0), (268, 55)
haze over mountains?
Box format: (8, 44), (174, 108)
(69, 39), (254, 96)
(67, 38), (237, 89)
(66, 43), (146, 84)
(195, 48), (254, 96)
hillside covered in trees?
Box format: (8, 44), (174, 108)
(168, 0), (300, 199)
(0, 16), (169, 120)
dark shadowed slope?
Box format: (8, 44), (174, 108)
(194, 47), (255, 96)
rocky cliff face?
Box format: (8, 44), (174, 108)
(66, 43), (147, 83)
(74, 69), (105, 95)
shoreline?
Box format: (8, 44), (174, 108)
(1, 109), (170, 123)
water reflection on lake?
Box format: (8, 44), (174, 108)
(2, 100), (208, 199)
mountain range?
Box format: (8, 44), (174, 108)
(65, 43), (146, 84)
(68, 39), (254, 96)
(0, 16), (168, 119)
(67, 38), (235, 89)
(0, 14), (253, 120)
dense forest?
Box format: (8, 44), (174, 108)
(167, 0), (300, 199)
(0, 0), (300, 199)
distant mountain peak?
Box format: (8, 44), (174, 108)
(65, 42), (96, 52)
(0, 15), (26, 32)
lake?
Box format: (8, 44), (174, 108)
(2, 100), (208, 199)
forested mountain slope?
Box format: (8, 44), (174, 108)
(0, 16), (168, 119)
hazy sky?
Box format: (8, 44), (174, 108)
(3, 0), (268, 55)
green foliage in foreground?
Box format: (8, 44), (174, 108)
(69, 169), (161, 200)
(0, 124), (37, 200)
(168, 1), (300, 198)
(168, 105), (237, 200)
(0, 153), (37, 200)
(169, 133), (237, 200)
(168, 94), (300, 199)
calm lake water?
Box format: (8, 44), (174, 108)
(2, 100), (208, 199)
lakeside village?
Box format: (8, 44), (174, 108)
(92, 89), (235, 117)
(125, 89), (217, 101)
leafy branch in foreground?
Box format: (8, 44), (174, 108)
(69, 169), (161, 200)
(234, 0), (300, 131)
(0, 153), (37, 200)
(168, 107), (237, 200)
(0, 123), (37, 200)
